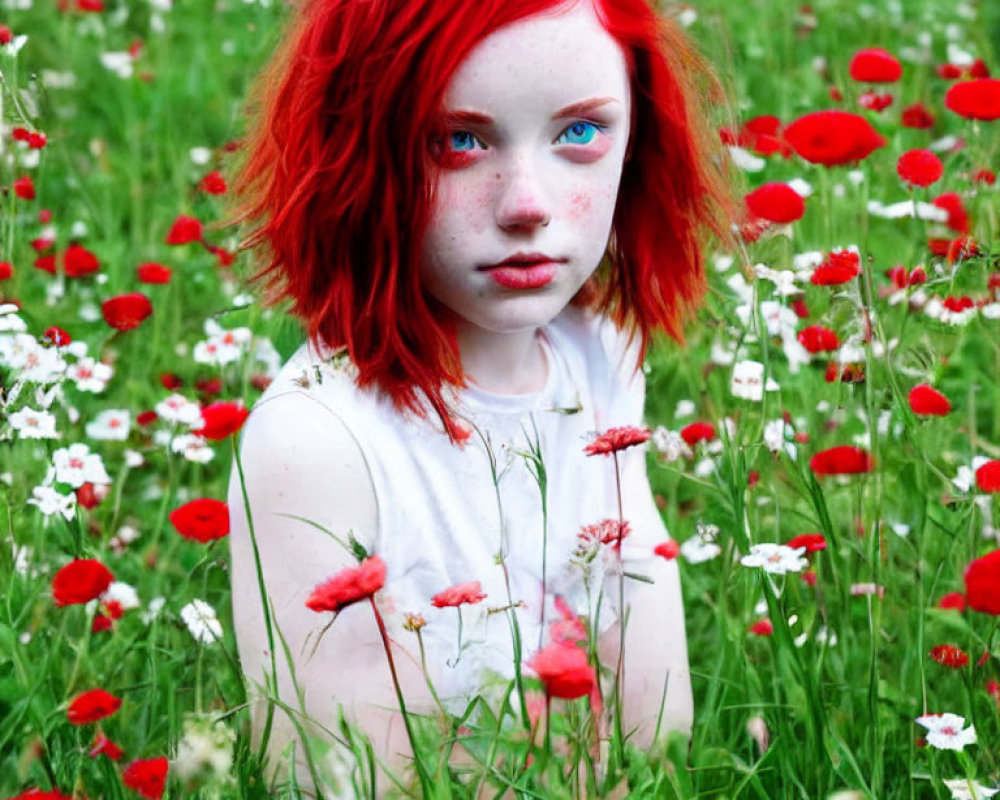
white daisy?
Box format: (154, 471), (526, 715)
(916, 714), (977, 752)
(741, 544), (809, 575)
(86, 409), (131, 441)
(51, 443), (112, 488)
(180, 599), (223, 644)
(8, 407), (58, 439)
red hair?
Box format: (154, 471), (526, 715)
(231, 0), (732, 438)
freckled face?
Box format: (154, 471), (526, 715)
(420, 0), (632, 335)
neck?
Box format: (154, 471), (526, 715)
(457, 324), (548, 395)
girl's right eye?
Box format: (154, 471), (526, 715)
(448, 131), (487, 152)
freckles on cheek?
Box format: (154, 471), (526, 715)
(437, 178), (492, 236)
(567, 189), (593, 222)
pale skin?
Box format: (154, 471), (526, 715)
(229, 0), (692, 795)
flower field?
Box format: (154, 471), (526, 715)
(2, 0), (1000, 798)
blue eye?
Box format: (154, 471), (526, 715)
(555, 121), (603, 145)
(449, 131), (485, 151)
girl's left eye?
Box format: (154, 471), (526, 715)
(554, 121), (605, 146)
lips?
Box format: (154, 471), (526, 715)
(481, 253), (565, 289)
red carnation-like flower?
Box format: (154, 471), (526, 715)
(52, 559), (114, 606)
(797, 325), (840, 353)
(849, 48), (902, 83)
(136, 262), (172, 284)
(164, 215), (203, 245)
(809, 446), (873, 476)
(897, 149), (943, 187)
(929, 644), (970, 668)
(908, 384), (951, 416)
(198, 171), (227, 195)
(811, 250), (860, 285)
(122, 757), (169, 800)
(67, 689), (121, 725)
(89, 733), (124, 760)
(0, 261), (13, 280)
(901, 102), (935, 129)
(528, 640), (596, 700)
(784, 110), (887, 167)
(102, 293), (152, 331)
(680, 421), (716, 447)
(193, 402), (249, 441)
(583, 425), (651, 456)
(945, 79), (1000, 121)
(14, 176), (35, 200)
(306, 555), (387, 614)
(785, 533), (827, 553)
(858, 91), (893, 112)
(750, 619), (774, 636)
(63, 243), (100, 278)
(654, 540), (680, 561)
(976, 461), (1000, 492)
(931, 192), (970, 234)
(43, 326), (71, 347)
(937, 592), (966, 611)
(169, 498), (230, 543)
(965, 550), (1000, 615)
(744, 183), (805, 224)
(431, 581), (487, 608)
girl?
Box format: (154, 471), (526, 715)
(228, 0), (729, 793)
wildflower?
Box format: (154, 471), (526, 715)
(431, 581), (487, 608)
(155, 393), (202, 426)
(102, 581), (141, 612)
(52, 559), (114, 606)
(783, 110), (886, 167)
(180, 599), (223, 644)
(165, 215), (203, 245)
(52, 443), (111, 488)
(89, 733), (124, 760)
(122, 757), (169, 800)
(527, 640), (595, 700)
(897, 149), (943, 187)
(85, 409), (131, 441)
(62, 244), (100, 278)
(942, 778), (999, 800)
(750, 619), (773, 636)
(858, 90), (893, 112)
(731, 360), (766, 402)
(741, 544), (808, 575)
(901, 102), (935, 129)
(402, 613), (426, 632)
(27, 486), (76, 521)
(306, 555), (387, 614)
(198, 171), (227, 195)
(102, 293), (153, 332)
(964, 549), (1000, 614)
(8, 407), (59, 439)
(583, 425), (651, 456)
(744, 182), (805, 223)
(849, 48), (902, 82)
(6, 790), (71, 799)
(938, 592), (966, 611)
(680, 523), (722, 564)
(811, 250), (860, 285)
(945, 79), (1000, 121)
(67, 689), (121, 725)
(65, 358), (113, 393)
(577, 518), (631, 552)
(809, 446), (873, 476)
(192, 402), (248, 441)
(173, 713), (235, 783)
(654, 540), (680, 561)
(797, 325), (839, 353)
(915, 713), (977, 751)
(167, 433), (215, 464)
(14, 175), (35, 200)
(651, 426), (692, 462)
(136, 262), (172, 284)
(680, 421), (716, 447)
(0, 261), (12, 280)
(932, 192), (970, 234)
(930, 644), (970, 668)
(976, 461), (1000, 492)
(908, 385), (951, 416)
(169, 499), (229, 543)
(785, 533), (826, 552)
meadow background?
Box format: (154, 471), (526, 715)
(2, 0), (1000, 797)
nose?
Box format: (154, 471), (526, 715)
(495, 156), (552, 232)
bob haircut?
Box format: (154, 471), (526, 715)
(232, 0), (732, 439)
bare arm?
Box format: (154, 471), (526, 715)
(228, 391), (431, 796)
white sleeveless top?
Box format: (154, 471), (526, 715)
(258, 306), (660, 709)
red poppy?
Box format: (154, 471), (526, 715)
(169, 498), (230, 543)
(896, 149), (943, 187)
(52, 559), (114, 606)
(945, 79), (1000, 121)
(67, 689), (121, 725)
(0, 25), (13, 45)
(809, 446), (873, 476)
(0, 261), (13, 280)
(784, 110), (886, 167)
(797, 325), (840, 353)
(102, 293), (153, 331)
(900, 102), (935, 129)
(198, 171), (227, 195)
(654, 540), (680, 561)
(972, 168), (996, 184)
(136, 262), (172, 284)
(744, 183), (805, 223)
(750, 619), (773, 636)
(858, 91), (893, 112)
(583, 425), (651, 456)
(680, 421), (716, 446)
(908, 384), (951, 416)
(929, 644), (969, 668)
(528, 640), (596, 700)
(6, 790), (72, 800)
(63, 244), (100, 278)
(122, 757), (168, 800)
(193, 402), (248, 440)
(14, 176), (35, 200)
(306, 555), (387, 614)
(28, 132), (47, 149)
(931, 192), (970, 234)
(164, 215), (203, 245)
(964, 549), (1000, 614)
(811, 250), (860, 285)
(159, 373), (182, 390)
(431, 581), (487, 608)
(937, 592), (966, 611)
(976, 461), (1000, 492)
(849, 48), (902, 83)
(88, 733), (124, 760)
(92, 614), (113, 633)
(785, 533), (827, 553)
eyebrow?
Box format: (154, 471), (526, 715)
(441, 97), (620, 127)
